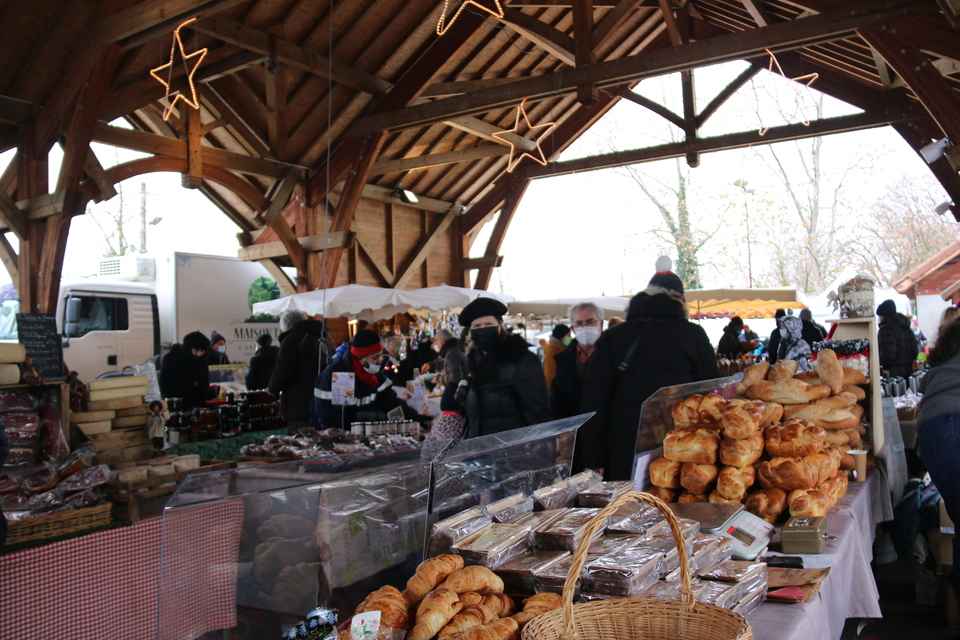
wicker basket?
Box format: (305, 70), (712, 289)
(6, 502), (113, 544)
(522, 491), (753, 640)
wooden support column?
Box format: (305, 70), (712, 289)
(181, 100), (203, 189)
(393, 210), (457, 289)
(573, 0), (599, 106)
(15, 120), (46, 313)
(678, 6), (698, 167)
(264, 63), (287, 161)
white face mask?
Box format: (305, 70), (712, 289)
(575, 325), (601, 346)
(779, 328), (788, 338)
(364, 361), (380, 374)
(217, 345), (226, 353)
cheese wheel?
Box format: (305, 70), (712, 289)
(88, 376), (148, 391)
(0, 343), (26, 363)
(76, 420), (111, 435)
(70, 410), (116, 423)
(114, 404), (149, 417)
(173, 456), (201, 472)
(116, 466), (150, 482)
(87, 396), (145, 411)
(148, 464), (176, 477)
(88, 386), (148, 402)
(0, 364), (20, 385)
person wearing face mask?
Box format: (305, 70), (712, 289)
(550, 302), (604, 420)
(542, 324), (571, 389)
(311, 329), (419, 430)
(777, 315), (813, 371)
(160, 330), (217, 410)
(456, 297), (551, 438)
(421, 328), (466, 388)
(206, 330), (230, 366)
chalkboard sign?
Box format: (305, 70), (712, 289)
(17, 313), (64, 381)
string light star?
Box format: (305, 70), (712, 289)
(492, 99), (557, 173)
(150, 18), (208, 121)
(756, 48), (819, 136)
(437, 0), (505, 36)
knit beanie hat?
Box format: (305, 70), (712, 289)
(350, 329), (383, 357)
(551, 324), (571, 340)
(183, 331), (211, 351)
(256, 333), (272, 347)
(648, 256), (685, 294)
(876, 299), (896, 317)
(799, 308), (813, 321)
(210, 330), (226, 346)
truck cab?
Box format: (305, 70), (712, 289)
(58, 281), (160, 379)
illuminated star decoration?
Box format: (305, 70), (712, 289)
(437, 0), (505, 36)
(149, 18), (208, 121)
(492, 99), (557, 173)
(756, 48), (819, 136)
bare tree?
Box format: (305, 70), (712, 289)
(85, 176), (140, 258)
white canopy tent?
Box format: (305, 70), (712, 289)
(403, 285), (514, 314)
(508, 296), (630, 319)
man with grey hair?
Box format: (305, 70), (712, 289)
(267, 310), (329, 433)
(550, 301), (604, 420)
(422, 327), (465, 387)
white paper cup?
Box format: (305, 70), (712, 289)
(849, 449), (868, 482)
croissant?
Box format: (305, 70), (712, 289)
(522, 592), (562, 613)
(746, 379), (832, 404)
(404, 554), (465, 605)
(719, 432), (764, 467)
(764, 420), (826, 457)
(436, 566), (504, 595)
(271, 562), (320, 616)
(698, 393), (727, 423)
(459, 592), (485, 606)
(744, 488), (787, 524)
(716, 465), (756, 500)
(721, 400), (764, 439)
(679, 462), (719, 495)
(662, 429), (720, 464)
(816, 349), (844, 394)
(768, 360), (799, 381)
(511, 611), (539, 629)
(644, 486), (680, 503)
(356, 585), (411, 630)
(410, 589), (463, 640)
(479, 593), (516, 617)
(438, 605), (498, 640)
(648, 457), (682, 489)
(456, 625), (499, 640)
(736, 361), (770, 395)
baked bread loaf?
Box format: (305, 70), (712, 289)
(680, 462), (719, 495)
(672, 394), (703, 428)
(644, 486), (679, 503)
(436, 566), (504, 595)
(648, 457), (682, 489)
(678, 490), (709, 503)
(768, 359), (799, 381)
(736, 361), (770, 395)
(824, 427), (861, 447)
(439, 605), (498, 639)
(698, 393), (727, 423)
(663, 429), (721, 464)
(812, 392), (858, 408)
(842, 367), (867, 384)
(410, 589), (463, 640)
(716, 465), (756, 500)
(404, 554), (465, 605)
(787, 488), (832, 517)
(758, 457), (820, 492)
(787, 404), (859, 431)
(708, 489), (742, 504)
(828, 444), (854, 469)
(271, 562), (320, 616)
(478, 593), (516, 617)
(820, 470), (849, 501)
(806, 448), (842, 484)
(764, 420), (826, 457)
(759, 401), (784, 427)
(816, 349), (844, 394)
(793, 371), (820, 384)
(841, 384), (866, 400)
(744, 488), (787, 523)
(721, 400), (764, 439)
(746, 379), (832, 404)
(719, 432), (764, 467)
(356, 585), (411, 630)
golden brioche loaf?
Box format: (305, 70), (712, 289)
(736, 361), (770, 395)
(662, 428), (721, 464)
(680, 462), (719, 495)
(721, 399), (764, 439)
(744, 488), (787, 523)
(648, 457), (682, 489)
(764, 420), (826, 457)
(719, 432), (765, 467)
(716, 464), (757, 500)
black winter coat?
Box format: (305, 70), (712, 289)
(159, 344), (211, 410)
(268, 320), (328, 420)
(878, 313), (919, 378)
(464, 333), (551, 438)
(550, 340), (587, 419)
(767, 327), (781, 364)
(717, 326), (743, 359)
(439, 338), (466, 387)
(245, 345), (279, 390)
(578, 286), (722, 481)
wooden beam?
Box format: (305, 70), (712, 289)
(332, 182), (459, 216)
(462, 180), (524, 234)
(422, 77), (528, 98)
(0, 234), (19, 284)
(194, 16), (391, 95)
(91, 122), (286, 178)
(508, 0), (646, 5)
(181, 101), (203, 189)
(81, 0), (248, 53)
(238, 231), (352, 261)
(0, 189), (28, 240)
(0, 97), (33, 127)
(263, 63), (288, 160)
(83, 146), (119, 202)
(16, 190), (68, 219)
(445, 117), (539, 152)
(499, 8), (577, 66)
(694, 62), (763, 128)
(573, 0), (599, 106)
(514, 102), (928, 179)
(258, 258), (297, 296)
(658, 0), (682, 45)
(352, 225), (395, 286)
(201, 117), (228, 135)
(371, 145), (509, 175)
(347, 0), (938, 136)
(592, 0), (643, 51)
(620, 90), (685, 128)
(890, 57), (960, 89)
(458, 255), (504, 270)
(394, 211), (458, 289)
(260, 168), (302, 225)
(741, 0), (772, 26)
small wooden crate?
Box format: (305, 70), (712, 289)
(104, 460), (237, 521)
(6, 502), (113, 544)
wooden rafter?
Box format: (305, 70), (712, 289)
(593, 0), (644, 51)
(394, 211), (458, 289)
(371, 146), (510, 175)
(694, 62), (763, 127)
(619, 90), (685, 128)
(574, 0), (600, 105)
(445, 117), (539, 152)
(83, 146), (118, 202)
(741, 0), (772, 27)
(347, 0), (937, 137)
(0, 234), (19, 285)
(181, 101), (203, 189)
(352, 224), (395, 286)
(0, 189), (28, 241)
(499, 8), (577, 65)
(238, 231), (352, 261)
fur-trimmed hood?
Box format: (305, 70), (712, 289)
(467, 332), (534, 363)
(626, 285), (689, 321)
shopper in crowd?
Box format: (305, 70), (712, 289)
(916, 317), (960, 603)
(876, 299), (919, 378)
(456, 297), (550, 437)
(245, 333), (279, 390)
(542, 324), (571, 389)
(741, 324), (759, 343)
(799, 308), (827, 341)
(160, 331), (216, 410)
(767, 309), (786, 364)
(935, 307), (960, 347)
(717, 316), (751, 359)
(550, 301), (603, 420)
(607, 316), (625, 328)
(579, 257), (721, 480)
(777, 315), (813, 371)
(206, 330), (230, 366)
(312, 329), (420, 431)
(267, 310), (328, 433)
(422, 328), (466, 387)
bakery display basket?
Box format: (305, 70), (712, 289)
(522, 491), (753, 640)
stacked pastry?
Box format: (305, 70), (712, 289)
(346, 557), (562, 640)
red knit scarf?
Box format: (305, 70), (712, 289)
(349, 343), (382, 389)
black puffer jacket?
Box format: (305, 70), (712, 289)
(267, 320), (328, 420)
(245, 344), (279, 391)
(578, 286), (722, 480)
(550, 339), (587, 419)
(159, 344), (210, 410)
(878, 313), (919, 378)
(464, 333), (551, 437)
(717, 325), (743, 359)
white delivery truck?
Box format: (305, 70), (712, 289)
(4, 253), (290, 379)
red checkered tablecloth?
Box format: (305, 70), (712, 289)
(0, 500), (244, 640)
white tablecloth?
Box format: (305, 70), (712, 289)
(747, 469), (893, 640)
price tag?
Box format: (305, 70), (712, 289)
(351, 611), (381, 639)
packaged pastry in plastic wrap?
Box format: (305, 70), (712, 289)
(426, 507), (492, 557)
(509, 508), (567, 546)
(639, 580), (707, 602)
(495, 550), (570, 594)
(577, 481), (636, 508)
(485, 493), (534, 523)
(534, 553), (596, 596)
(1, 489), (28, 511)
(568, 470), (604, 493)
(732, 584), (767, 616)
(606, 502), (669, 536)
(532, 480), (578, 511)
(586, 535), (637, 557)
(27, 488), (63, 514)
(630, 535), (681, 578)
(537, 508), (605, 552)
(582, 545), (663, 596)
(694, 579), (741, 609)
(700, 561), (768, 594)
(451, 523), (531, 568)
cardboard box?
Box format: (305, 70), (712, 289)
(940, 566), (960, 629)
(942, 499), (956, 533)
